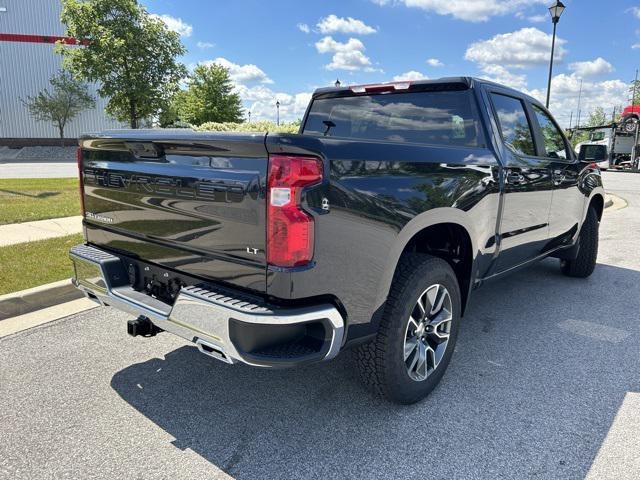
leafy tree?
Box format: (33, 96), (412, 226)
(569, 107), (611, 147)
(58, 0), (186, 128)
(22, 71), (95, 144)
(630, 79), (640, 105)
(585, 107), (607, 127)
(158, 90), (188, 127)
(177, 64), (244, 125)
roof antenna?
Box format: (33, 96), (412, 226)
(323, 120), (336, 136)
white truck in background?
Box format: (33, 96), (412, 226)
(574, 125), (636, 170)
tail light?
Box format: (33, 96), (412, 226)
(77, 147), (86, 216)
(267, 155), (323, 267)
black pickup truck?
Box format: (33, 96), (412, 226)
(70, 77), (604, 404)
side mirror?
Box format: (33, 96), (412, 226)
(578, 144), (608, 162)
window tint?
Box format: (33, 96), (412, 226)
(532, 105), (569, 159)
(302, 90), (482, 147)
(490, 93), (536, 156)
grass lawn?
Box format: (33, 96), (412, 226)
(0, 178), (81, 225)
(0, 234), (83, 295)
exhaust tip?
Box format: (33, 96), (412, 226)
(195, 338), (233, 364)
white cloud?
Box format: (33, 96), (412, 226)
(196, 57), (310, 123)
(197, 41), (215, 49)
(465, 27), (566, 69)
(633, 44), (640, 50)
(478, 65), (528, 90)
(426, 58), (443, 67)
(150, 14), (193, 37)
(526, 14), (547, 23)
(569, 57), (614, 78)
(237, 85), (311, 122)
(372, 0), (548, 22)
(202, 57), (273, 85)
(315, 36), (377, 71)
(393, 71), (428, 81)
(297, 23), (310, 33)
(529, 74), (628, 127)
(629, 7), (640, 19)
(316, 14), (377, 35)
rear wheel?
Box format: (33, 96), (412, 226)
(623, 116), (638, 133)
(561, 207), (599, 278)
(354, 254), (461, 404)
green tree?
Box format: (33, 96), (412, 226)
(177, 64), (244, 125)
(569, 108), (611, 147)
(58, 0), (186, 128)
(22, 71), (95, 144)
(158, 90), (188, 127)
(630, 79), (640, 105)
(585, 107), (607, 127)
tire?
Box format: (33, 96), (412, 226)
(623, 116), (638, 133)
(354, 254), (461, 404)
(561, 207), (599, 278)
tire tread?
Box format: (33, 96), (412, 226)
(561, 207), (599, 278)
(354, 253), (459, 403)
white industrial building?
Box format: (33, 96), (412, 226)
(0, 0), (121, 141)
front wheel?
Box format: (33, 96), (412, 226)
(354, 254), (461, 404)
(561, 207), (599, 278)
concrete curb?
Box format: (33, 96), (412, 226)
(0, 279), (83, 321)
(605, 196), (613, 209)
(604, 193), (627, 211)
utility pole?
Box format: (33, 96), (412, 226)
(632, 69), (638, 105)
(568, 111), (573, 131)
(276, 100), (280, 126)
(576, 79), (583, 128)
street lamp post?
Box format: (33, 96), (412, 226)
(545, 1), (566, 109)
(276, 100), (280, 126)
(335, 79), (341, 87)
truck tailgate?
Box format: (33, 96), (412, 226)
(79, 132), (268, 293)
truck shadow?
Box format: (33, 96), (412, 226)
(110, 259), (640, 479)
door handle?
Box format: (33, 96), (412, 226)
(553, 170), (565, 185)
(506, 171), (525, 184)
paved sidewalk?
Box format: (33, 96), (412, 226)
(0, 216), (83, 247)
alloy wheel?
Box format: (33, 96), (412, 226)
(403, 284), (453, 382)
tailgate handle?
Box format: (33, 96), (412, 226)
(125, 142), (163, 159)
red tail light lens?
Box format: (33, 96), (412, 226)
(267, 155), (323, 267)
(77, 147), (86, 216)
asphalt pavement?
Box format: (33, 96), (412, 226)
(1, 171), (638, 479)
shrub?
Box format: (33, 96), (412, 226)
(195, 121), (300, 134)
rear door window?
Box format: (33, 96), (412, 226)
(302, 90), (483, 147)
(490, 93), (536, 157)
(532, 105), (570, 159)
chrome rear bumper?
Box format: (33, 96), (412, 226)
(69, 244), (345, 367)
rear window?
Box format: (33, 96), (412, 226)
(302, 90), (483, 147)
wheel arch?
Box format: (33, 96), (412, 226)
(375, 208), (478, 317)
(589, 192), (605, 221)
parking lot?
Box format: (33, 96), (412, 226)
(1, 171), (638, 480)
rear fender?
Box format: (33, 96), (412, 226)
(374, 207), (479, 311)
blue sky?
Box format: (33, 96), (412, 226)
(143, 0), (640, 126)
